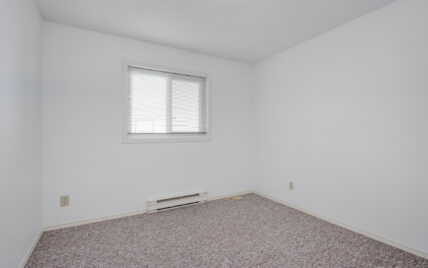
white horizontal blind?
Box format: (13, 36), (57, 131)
(128, 66), (207, 135)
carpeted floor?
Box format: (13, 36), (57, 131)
(26, 194), (428, 267)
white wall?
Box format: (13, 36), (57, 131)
(254, 0), (428, 254)
(43, 22), (255, 227)
(0, 0), (43, 267)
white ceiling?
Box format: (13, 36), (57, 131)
(35, 0), (395, 62)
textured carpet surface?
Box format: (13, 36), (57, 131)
(26, 194), (428, 267)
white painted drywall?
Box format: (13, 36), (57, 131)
(254, 0), (428, 254)
(43, 22), (255, 227)
(0, 0), (43, 267)
(35, 0), (394, 62)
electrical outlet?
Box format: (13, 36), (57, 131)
(60, 195), (70, 207)
(289, 181), (294, 190)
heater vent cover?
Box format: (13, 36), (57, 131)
(147, 191), (207, 213)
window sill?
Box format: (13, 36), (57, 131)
(123, 134), (211, 143)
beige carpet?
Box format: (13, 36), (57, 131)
(26, 194), (428, 267)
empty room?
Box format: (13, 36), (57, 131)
(1, 0), (428, 267)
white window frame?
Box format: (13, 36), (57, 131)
(122, 61), (211, 143)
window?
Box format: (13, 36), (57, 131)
(123, 62), (210, 143)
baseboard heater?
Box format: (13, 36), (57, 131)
(147, 191), (207, 213)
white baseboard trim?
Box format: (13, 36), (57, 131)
(43, 190), (253, 232)
(254, 190), (428, 260)
(43, 209), (147, 231)
(20, 230), (43, 268)
(207, 190), (253, 201)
